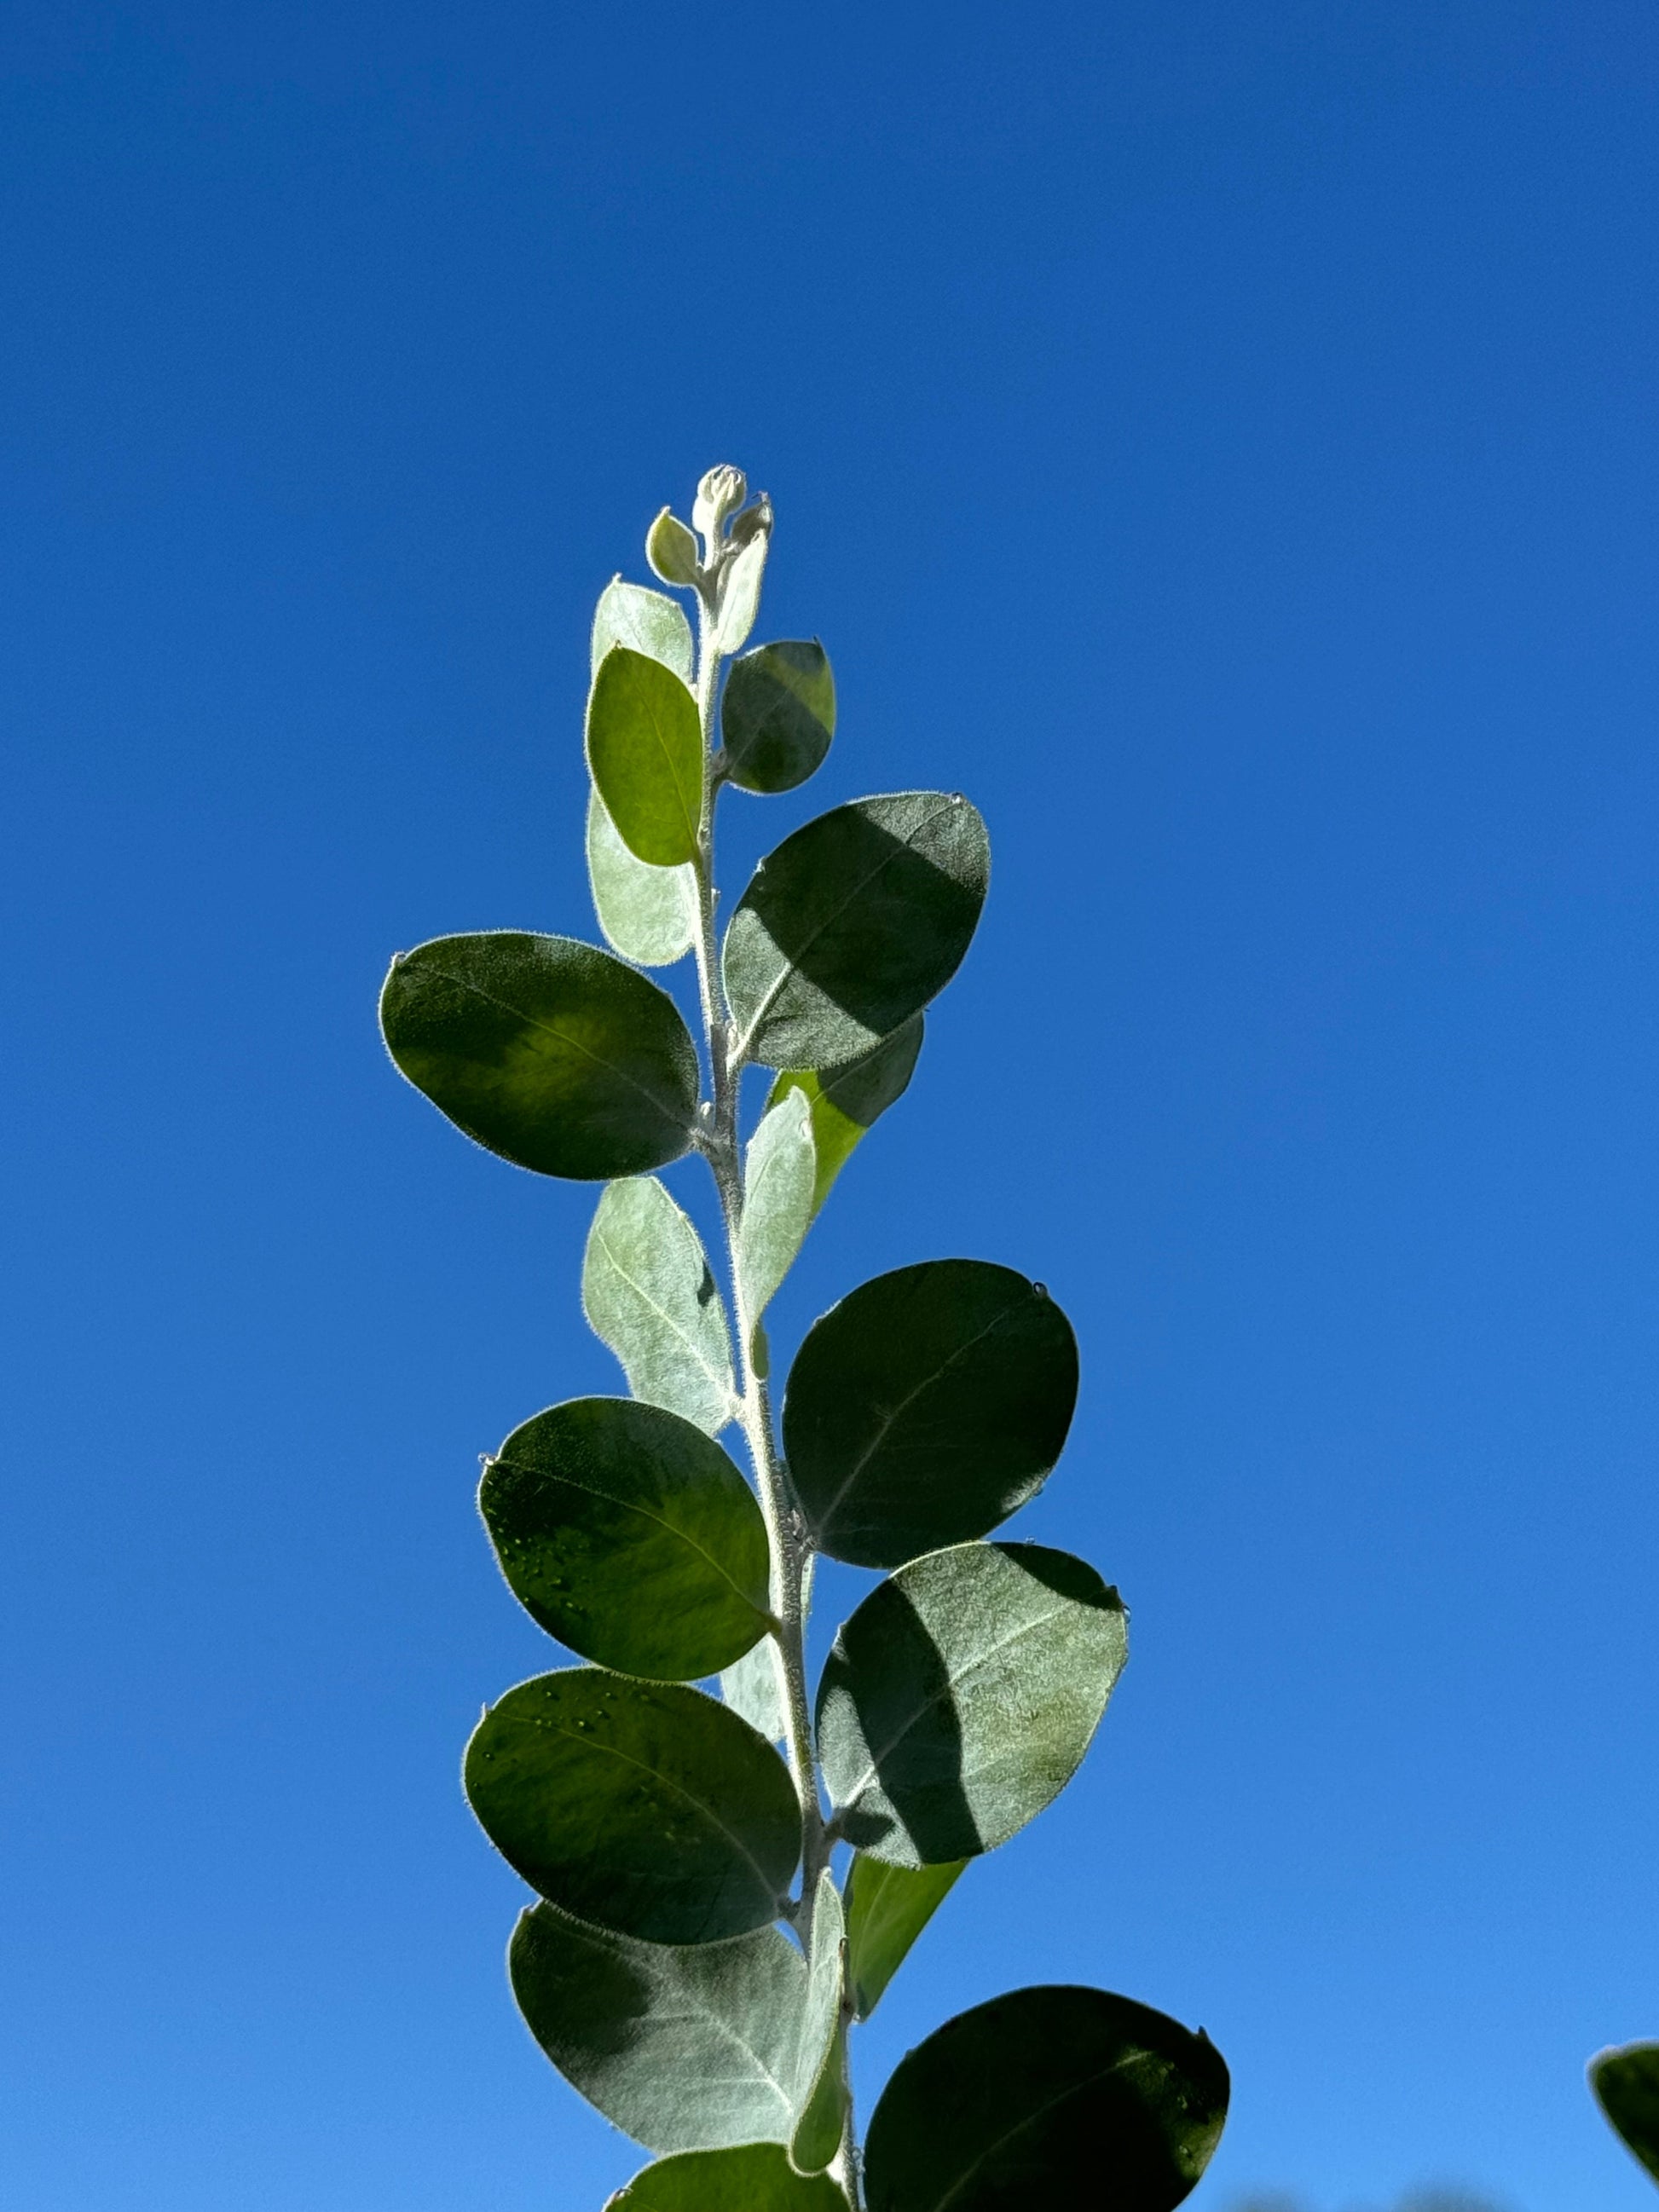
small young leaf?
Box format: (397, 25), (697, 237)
(863, 1985), (1228, 2212)
(587, 645), (704, 868)
(843, 1854), (965, 2019)
(722, 792), (989, 1070)
(723, 641), (835, 794)
(606, 2146), (848, 2212)
(582, 1177), (737, 1435)
(592, 575), (694, 684)
(1592, 2042), (1659, 2182)
(380, 933), (699, 1181)
(480, 1398), (769, 1680)
(714, 530), (769, 654)
(647, 508), (701, 588)
(767, 1014), (923, 1215)
(816, 1542), (1127, 1867)
(587, 788), (697, 967)
(465, 1670), (801, 1943)
(782, 1261), (1078, 1568)
(738, 1088), (816, 1346)
(510, 1901), (813, 2154)
(789, 1874), (847, 2176)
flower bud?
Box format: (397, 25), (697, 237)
(646, 506), (700, 587)
(693, 464), (748, 540)
(728, 493), (774, 551)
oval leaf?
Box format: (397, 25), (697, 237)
(380, 933), (699, 1181)
(863, 1985), (1228, 2212)
(767, 1014), (923, 1216)
(790, 1874), (847, 2176)
(739, 1088), (816, 1344)
(816, 1542), (1127, 1867)
(510, 1901), (812, 2154)
(723, 640), (835, 794)
(783, 1262), (1078, 1568)
(1592, 2042), (1659, 2182)
(844, 1853), (965, 2019)
(587, 645), (704, 868)
(607, 2146), (848, 2212)
(587, 788), (697, 967)
(465, 1670), (801, 1943)
(592, 576), (694, 684)
(722, 792), (990, 1070)
(480, 1398), (769, 1681)
(582, 1177), (737, 1435)
(714, 531), (769, 655)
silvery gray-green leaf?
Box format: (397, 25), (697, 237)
(783, 1260), (1077, 1568)
(465, 1669), (801, 1943)
(788, 1873), (847, 2176)
(843, 1853), (965, 2019)
(723, 639), (835, 794)
(583, 1176), (737, 1435)
(592, 575), (695, 684)
(766, 1014), (922, 1216)
(647, 508), (701, 589)
(587, 788), (697, 967)
(510, 1900), (816, 2155)
(479, 1397), (767, 1679)
(606, 2146), (849, 2212)
(863, 1984), (1229, 2212)
(722, 792), (989, 1070)
(738, 1087), (816, 1347)
(714, 528), (769, 654)
(817, 1542), (1128, 1868)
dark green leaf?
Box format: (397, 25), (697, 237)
(592, 576), (694, 685)
(587, 645), (704, 868)
(606, 2146), (848, 2212)
(510, 1902), (812, 2154)
(738, 1088), (816, 1344)
(783, 1262), (1078, 1568)
(843, 1854), (965, 2019)
(380, 933), (698, 1181)
(864, 1985), (1228, 2212)
(767, 1015), (923, 1215)
(817, 1543), (1127, 1867)
(465, 1670), (801, 1943)
(587, 788), (697, 967)
(722, 792), (989, 1070)
(582, 1177), (737, 1435)
(480, 1399), (769, 1680)
(1592, 2043), (1659, 2182)
(723, 641), (835, 794)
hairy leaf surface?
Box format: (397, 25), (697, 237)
(605, 2146), (848, 2211)
(783, 1262), (1078, 1568)
(863, 1984), (1228, 2212)
(592, 576), (694, 684)
(817, 1542), (1127, 1866)
(583, 1178), (737, 1435)
(722, 792), (988, 1069)
(723, 640), (835, 794)
(465, 1671), (800, 1943)
(843, 1854), (965, 2019)
(380, 933), (698, 1181)
(480, 1398), (768, 1680)
(739, 1088), (816, 1341)
(767, 1015), (922, 1214)
(587, 788), (697, 967)
(587, 645), (703, 868)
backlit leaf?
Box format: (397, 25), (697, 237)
(722, 792), (989, 1070)
(843, 1855), (965, 2019)
(465, 1670), (800, 1943)
(587, 788), (697, 967)
(783, 1262), (1078, 1568)
(723, 640), (835, 794)
(587, 645), (703, 868)
(863, 1984), (1228, 2212)
(767, 1015), (922, 1215)
(480, 1398), (768, 1680)
(817, 1542), (1127, 1868)
(380, 933), (699, 1181)
(592, 576), (694, 685)
(738, 1088), (816, 1345)
(605, 2146), (848, 2212)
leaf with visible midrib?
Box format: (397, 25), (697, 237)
(583, 1177), (737, 1435)
(587, 645), (704, 868)
(863, 1984), (1228, 2212)
(817, 1542), (1127, 1868)
(606, 2145), (849, 2211)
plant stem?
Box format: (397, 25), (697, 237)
(689, 586), (830, 1945)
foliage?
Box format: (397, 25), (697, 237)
(1591, 2042), (1659, 2186)
(379, 465), (1232, 2207)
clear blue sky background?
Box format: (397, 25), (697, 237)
(2, 4), (1656, 2209)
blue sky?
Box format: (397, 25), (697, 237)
(2, 3), (1656, 2207)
